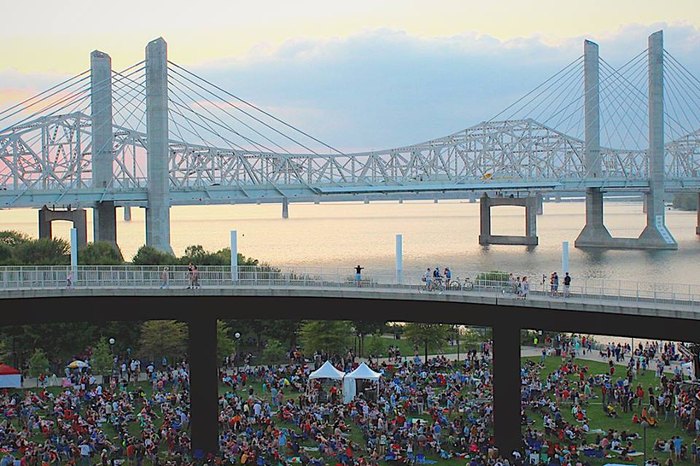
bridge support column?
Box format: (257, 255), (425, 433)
(574, 188), (613, 247)
(145, 37), (173, 254)
(536, 193), (543, 215)
(91, 50), (119, 249)
(123, 206), (132, 222)
(188, 317), (219, 459)
(38, 206), (88, 248)
(478, 193), (538, 246)
(282, 198), (289, 219)
(638, 31), (677, 249)
(492, 321), (522, 457)
(697, 193), (700, 235)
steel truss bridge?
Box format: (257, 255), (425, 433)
(0, 32), (699, 210)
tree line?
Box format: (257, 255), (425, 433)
(0, 230), (477, 380)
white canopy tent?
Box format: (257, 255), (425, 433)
(308, 360), (345, 380)
(308, 360), (345, 403)
(343, 362), (381, 403)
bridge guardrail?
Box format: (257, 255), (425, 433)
(0, 265), (699, 309)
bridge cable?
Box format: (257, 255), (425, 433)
(167, 61), (347, 156)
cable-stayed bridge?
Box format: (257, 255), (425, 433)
(0, 31), (699, 253)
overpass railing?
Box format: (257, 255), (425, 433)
(0, 265), (699, 309)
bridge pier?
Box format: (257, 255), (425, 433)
(145, 37), (174, 254)
(90, 50), (119, 249)
(188, 317), (219, 458)
(282, 197), (289, 219)
(478, 193), (538, 246)
(38, 206), (88, 248)
(575, 32), (677, 250)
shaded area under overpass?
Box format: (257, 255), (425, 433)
(3, 293), (700, 458)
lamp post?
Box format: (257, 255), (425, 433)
(644, 422), (649, 463)
(108, 338), (116, 384)
(234, 332), (241, 368)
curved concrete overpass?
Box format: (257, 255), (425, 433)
(3, 284), (700, 456)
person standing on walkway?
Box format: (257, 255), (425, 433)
(563, 272), (571, 297)
(354, 264), (364, 287)
(160, 266), (169, 289)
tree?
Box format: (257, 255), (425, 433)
(365, 333), (385, 358)
(79, 241), (124, 265)
(217, 320), (235, 366)
(299, 320), (352, 356)
(28, 348), (49, 387)
(131, 245), (178, 265)
(90, 338), (113, 382)
(14, 238), (70, 265)
(262, 339), (288, 365)
(403, 323), (450, 362)
(0, 230), (31, 248)
(352, 320), (384, 358)
(138, 320), (188, 364)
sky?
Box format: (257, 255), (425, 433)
(1, 0), (699, 152)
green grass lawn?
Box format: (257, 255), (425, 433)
(8, 353), (697, 466)
(523, 353), (697, 466)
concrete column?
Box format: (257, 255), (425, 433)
(38, 207), (88, 248)
(639, 30), (677, 249)
(525, 196), (537, 240)
(91, 50), (118, 247)
(188, 317), (219, 458)
(123, 206), (132, 222)
(575, 39), (614, 248)
(697, 193), (700, 235)
(492, 322), (522, 457)
(230, 230), (238, 283)
(70, 227), (78, 283)
(395, 234), (403, 285)
(282, 198), (289, 219)
(478, 193), (491, 245)
(38, 206), (53, 241)
(584, 40), (601, 179)
(145, 37), (173, 254)
(536, 193), (543, 215)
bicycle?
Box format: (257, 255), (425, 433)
(421, 277), (445, 293)
(449, 276), (474, 291)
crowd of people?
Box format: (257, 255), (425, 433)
(0, 336), (698, 466)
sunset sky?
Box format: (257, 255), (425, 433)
(1, 0), (699, 151)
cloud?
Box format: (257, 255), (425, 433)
(3, 23), (700, 152)
(186, 24), (700, 152)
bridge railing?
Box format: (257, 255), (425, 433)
(0, 265), (699, 308)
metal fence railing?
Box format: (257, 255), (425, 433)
(1, 265), (699, 310)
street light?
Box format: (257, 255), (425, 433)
(234, 332), (241, 368)
(108, 338), (116, 384)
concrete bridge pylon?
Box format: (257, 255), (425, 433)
(90, 50), (118, 250)
(145, 37), (174, 255)
(575, 31), (677, 250)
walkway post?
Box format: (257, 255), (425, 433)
(70, 227), (78, 283)
(230, 230), (238, 283)
(395, 234), (403, 285)
(562, 241), (569, 274)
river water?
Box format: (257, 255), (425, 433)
(3, 199), (700, 283)
(3, 199), (700, 344)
